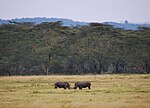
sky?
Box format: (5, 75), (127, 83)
(0, 0), (150, 23)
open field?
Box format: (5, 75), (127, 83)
(0, 74), (150, 108)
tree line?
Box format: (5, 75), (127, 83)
(0, 21), (150, 75)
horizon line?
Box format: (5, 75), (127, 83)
(0, 17), (150, 24)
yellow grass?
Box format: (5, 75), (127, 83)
(0, 74), (150, 108)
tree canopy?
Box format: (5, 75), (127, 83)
(0, 22), (150, 75)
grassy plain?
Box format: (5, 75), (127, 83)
(0, 74), (150, 108)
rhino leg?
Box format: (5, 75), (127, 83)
(63, 86), (67, 89)
(79, 86), (82, 90)
(54, 85), (57, 89)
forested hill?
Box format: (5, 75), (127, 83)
(0, 17), (150, 30)
(0, 18), (87, 26)
(0, 22), (150, 76)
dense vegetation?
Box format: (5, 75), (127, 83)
(0, 21), (150, 75)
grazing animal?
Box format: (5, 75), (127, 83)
(74, 81), (91, 90)
(54, 82), (70, 89)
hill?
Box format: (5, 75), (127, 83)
(104, 21), (150, 30)
(0, 17), (87, 26)
(0, 17), (150, 30)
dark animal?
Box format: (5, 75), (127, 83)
(54, 82), (70, 89)
(74, 81), (91, 90)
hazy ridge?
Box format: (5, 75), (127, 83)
(0, 17), (150, 30)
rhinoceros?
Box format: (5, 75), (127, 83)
(73, 81), (91, 90)
(54, 82), (70, 89)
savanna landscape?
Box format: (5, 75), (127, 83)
(0, 20), (150, 108)
(0, 74), (150, 108)
(1, 0), (150, 108)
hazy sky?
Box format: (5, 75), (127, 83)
(0, 0), (150, 23)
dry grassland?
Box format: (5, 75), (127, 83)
(0, 74), (150, 108)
